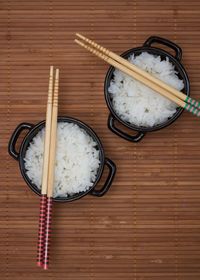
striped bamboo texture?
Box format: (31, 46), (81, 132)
(1, 0), (200, 279)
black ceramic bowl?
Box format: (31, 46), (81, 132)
(8, 116), (116, 202)
(104, 36), (190, 142)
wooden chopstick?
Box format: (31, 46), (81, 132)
(75, 39), (185, 106)
(75, 35), (200, 117)
(37, 66), (54, 268)
(76, 33), (193, 106)
(47, 69), (59, 199)
(43, 68), (59, 270)
(41, 66), (54, 196)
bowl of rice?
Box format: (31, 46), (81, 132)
(8, 117), (116, 202)
(104, 36), (190, 142)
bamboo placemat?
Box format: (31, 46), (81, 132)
(1, 0), (200, 279)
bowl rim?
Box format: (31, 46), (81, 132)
(18, 116), (106, 202)
(104, 45), (190, 132)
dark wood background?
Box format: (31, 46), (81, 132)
(1, 0), (200, 279)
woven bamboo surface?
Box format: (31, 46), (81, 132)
(1, 0), (200, 279)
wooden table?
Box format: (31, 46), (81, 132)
(1, 0), (200, 279)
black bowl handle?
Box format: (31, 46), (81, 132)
(143, 36), (182, 61)
(108, 114), (145, 143)
(91, 158), (116, 197)
(8, 123), (34, 161)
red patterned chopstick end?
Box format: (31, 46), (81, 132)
(37, 194), (47, 267)
(43, 197), (53, 270)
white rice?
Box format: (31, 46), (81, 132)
(24, 122), (100, 198)
(108, 52), (184, 127)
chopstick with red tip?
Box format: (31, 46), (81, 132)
(42, 68), (59, 270)
(37, 66), (54, 267)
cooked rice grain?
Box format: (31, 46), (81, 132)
(24, 122), (100, 198)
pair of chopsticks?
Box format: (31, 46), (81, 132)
(37, 66), (59, 270)
(75, 33), (200, 117)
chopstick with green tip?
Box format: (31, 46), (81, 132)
(75, 33), (200, 117)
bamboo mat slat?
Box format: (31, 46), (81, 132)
(1, 0), (200, 279)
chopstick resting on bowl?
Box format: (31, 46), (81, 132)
(43, 68), (59, 270)
(75, 33), (200, 117)
(36, 66), (59, 270)
(37, 66), (54, 268)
